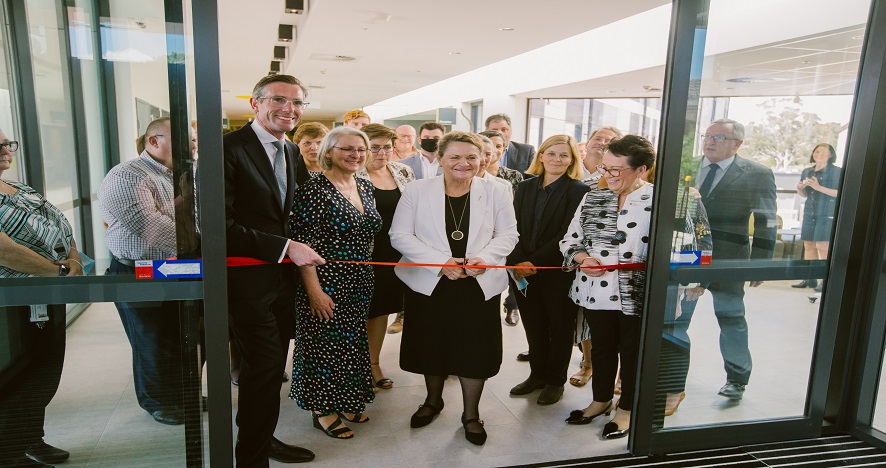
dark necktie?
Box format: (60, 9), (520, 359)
(271, 140), (287, 207)
(699, 163), (719, 198)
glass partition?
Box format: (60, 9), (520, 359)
(652, 0), (869, 431)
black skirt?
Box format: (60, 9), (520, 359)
(400, 277), (502, 379)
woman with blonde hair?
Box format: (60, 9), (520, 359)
(507, 135), (590, 405)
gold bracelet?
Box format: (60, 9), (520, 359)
(69, 259), (83, 268)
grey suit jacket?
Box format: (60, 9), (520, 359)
(504, 141), (536, 177)
(400, 153), (441, 180)
(698, 155), (778, 261)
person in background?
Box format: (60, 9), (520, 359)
(357, 123), (415, 391)
(793, 143), (840, 293)
(398, 121), (445, 181)
(0, 129), (80, 467)
(99, 117), (197, 427)
(507, 135), (589, 406)
(391, 131), (518, 446)
(293, 122), (330, 185)
(485, 113), (535, 177)
(479, 130), (523, 193)
(289, 126), (381, 440)
(560, 135), (655, 439)
(343, 109), (371, 130)
(476, 134), (514, 191)
(393, 125), (418, 161)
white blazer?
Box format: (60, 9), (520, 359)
(390, 176), (518, 300)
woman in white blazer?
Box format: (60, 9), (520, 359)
(390, 131), (518, 446)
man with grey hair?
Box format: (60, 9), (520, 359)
(485, 113), (535, 177)
(678, 118), (777, 402)
(581, 126), (623, 183)
(393, 124), (418, 161)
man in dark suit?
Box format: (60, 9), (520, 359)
(224, 74), (324, 466)
(485, 114), (535, 334)
(485, 113), (536, 177)
(687, 118), (777, 401)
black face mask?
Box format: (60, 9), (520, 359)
(420, 138), (439, 153)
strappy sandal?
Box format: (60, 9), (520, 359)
(371, 364), (394, 390)
(338, 411), (369, 423)
(312, 413), (354, 439)
(569, 360), (593, 387)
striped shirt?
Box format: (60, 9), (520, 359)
(0, 180), (74, 278)
(99, 151), (177, 260)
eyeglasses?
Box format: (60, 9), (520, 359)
(259, 96), (310, 109)
(0, 141), (19, 152)
(370, 145), (394, 154)
(596, 164), (631, 177)
(333, 146), (368, 156)
(699, 133), (737, 142)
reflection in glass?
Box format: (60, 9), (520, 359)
(654, 0), (866, 429)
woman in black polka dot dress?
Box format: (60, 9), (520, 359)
(559, 135), (655, 440)
(289, 126), (382, 439)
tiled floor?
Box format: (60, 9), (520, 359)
(41, 280), (824, 466)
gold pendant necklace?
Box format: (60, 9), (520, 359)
(446, 194), (468, 241)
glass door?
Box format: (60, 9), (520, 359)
(632, 0), (881, 454)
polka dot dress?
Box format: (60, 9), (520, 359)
(559, 184), (653, 316)
(288, 174), (382, 414)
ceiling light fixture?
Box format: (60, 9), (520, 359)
(448, 52), (461, 55)
(273, 46), (286, 61)
(499, 27), (514, 31)
(270, 61), (281, 73)
(285, 0), (305, 14)
(278, 24), (294, 42)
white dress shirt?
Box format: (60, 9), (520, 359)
(696, 155), (736, 193)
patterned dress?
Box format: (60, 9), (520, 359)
(288, 174), (382, 414)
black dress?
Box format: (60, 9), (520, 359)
(288, 175), (382, 414)
(399, 193), (503, 379)
(368, 187), (405, 318)
(799, 164), (841, 241)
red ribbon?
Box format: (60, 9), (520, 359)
(225, 257), (645, 271)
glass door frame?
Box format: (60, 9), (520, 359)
(630, 0), (886, 455)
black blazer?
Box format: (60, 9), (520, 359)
(508, 176), (590, 280)
(700, 155), (778, 260)
(224, 123), (301, 291)
(505, 141), (536, 177)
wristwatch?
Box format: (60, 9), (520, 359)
(58, 264), (70, 276)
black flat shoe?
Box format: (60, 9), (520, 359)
(312, 413), (354, 439)
(461, 413), (487, 446)
(565, 401), (613, 425)
(25, 441), (69, 464)
(268, 436), (316, 462)
(602, 421), (629, 439)
(152, 408), (185, 425)
(410, 401), (444, 428)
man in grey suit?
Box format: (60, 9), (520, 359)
(682, 118), (777, 401)
(485, 113), (535, 177)
(400, 121), (445, 180)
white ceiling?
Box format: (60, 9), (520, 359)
(218, 1), (867, 122)
(218, 0), (668, 121)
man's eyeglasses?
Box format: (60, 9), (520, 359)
(259, 96), (310, 110)
(333, 146), (368, 156)
(0, 141), (19, 152)
(699, 133), (737, 142)
(596, 164), (629, 177)
(370, 145), (394, 154)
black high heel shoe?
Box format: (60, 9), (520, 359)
(565, 401), (613, 425)
(602, 420), (629, 439)
(461, 413), (487, 446)
(410, 401), (444, 428)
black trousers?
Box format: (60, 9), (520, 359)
(0, 305), (65, 464)
(228, 266), (296, 468)
(585, 308), (641, 411)
(513, 274), (577, 386)
(110, 259), (185, 414)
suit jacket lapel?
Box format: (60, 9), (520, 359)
(708, 157), (745, 200)
(244, 124), (285, 210)
(429, 177), (448, 250)
(521, 180), (539, 242)
(283, 141), (299, 214)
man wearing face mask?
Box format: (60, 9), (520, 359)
(400, 121), (445, 180)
